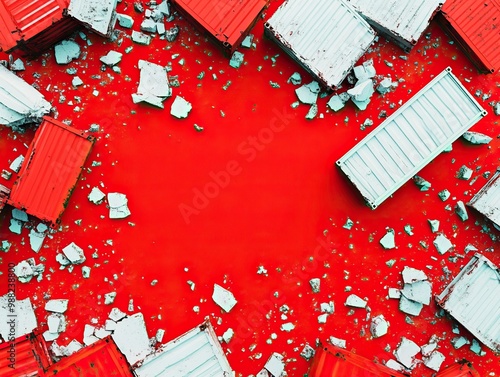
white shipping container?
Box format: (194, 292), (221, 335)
(347, 0), (443, 51)
(337, 67), (486, 209)
(264, 0), (376, 89)
(468, 168), (500, 229)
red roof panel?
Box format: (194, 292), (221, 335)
(44, 337), (133, 377)
(172, 0), (268, 54)
(440, 0), (500, 73)
(308, 345), (407, 377)
(0, 333), (51, 377)
(0, 0), (69, 52)
(435, 361), (480, 377)
(8, 116), (94, 225)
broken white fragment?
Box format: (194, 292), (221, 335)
(377, 77), (393, 94)
(62, 340), (84, 357)
(29, 228), (45, 253)
(317, 313), (328, 324)
(345, 294), (367, 308)
(170, 96), (192, 119)
(451, 336), (469, 349)
(288, 72), (301, 85)
(388, 288), (401, 299)
(329, 336), (346, 349)
(327, 95), (345, 112)
(212, 284), (237, 312)
(433, 234), (453, 255)
(309, 278), (320, 293)
(95, 327), (112, 339)
(88, 187), (106, 204)
(141, 18), (157, 33)
(402, 267), (428, 284)
(370, 315), (389, 338)
(401, 281), (432, 305)
(12, 208), (28, 222)
(9, 219), (22, 234)
(9, 155), (24, 173)
(353, 60), (376, 82)
(105, 319), (117, 331)
(117, 13), (134, 28)
(423, 350), (445, 371)
(109, 307), (127, 322)
(10, 58), (25, 71)
(428, 219), (440, 233)
(348, 79), (374, 102)
(45, 299), (69, 313)
(229, 51), (244, 68)
(457, 165), (473, 180)
(295, 82), (320, 104)
(112, 313), (152, 365)
(62, 242), (86, 264)
(320, 301), (334, 314)
(0, 295), (37, 339)
(104, 292), (117, 305)
(82, 266), (91, 278)
(222, 328), (234, 343)
(300, 344), (315, 361)
(421, 341), (437, 356)
(399, 295), (423, 316)
(305, 104), (318, 120)
(48, 313), (65, 333)
(72, 76), (83, 87)
(281, 322), (295, 332)
(462, 131), (492, 145)
(54, 40), (81, 64)
(43, 331), (60, 342)
(108, 192), (131, 219)
(380, 229), (395, 249)
(100, 51), (123, 66)
(455, 201), (468, 221)
(133, 60), (170, 108)
(264, 353), (285, 376)
(132, 31), (152, 45)
(155, 329), (165, 343)
(395, 337), (420, 369)
(13, 260), (34, 283)
(386, 359), (408, 373)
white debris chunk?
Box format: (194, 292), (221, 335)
(222, 328), (234, 343)
(131, 31), (152, 45)
(465, 244), (478, 254)
(395, 337), (420, 369)
(399, 295), (423, 316)
(12, 208), (28, 222)
(156, 22), (165, 35)
(377, 77), (393, 94)
(48, 313), (66, 333)
(380, 229), (395, 249)
(104, 292), (117, 305)
(470, 339), (486, 356)
(108, 192), (131, 219)
(170, 96), (192, 119)
(320, 301), (334, 314)
(212, 284), (237, 312)
(348, 79), (374, 102)
(345, 294), (367, 308)
(105, 319), (117, 331)
(433, 234), (453, 254)
(0, 295), (37, 339)
(29, 228), (46, 253)
(329, 336), (346, 349)
(82, 266), (91, 278)
(43, 331), (59, 341)
(95, 327), (112, 339)
(54, 40), (81, 64)
(141, 18), (157, 33)
(421, 341), (437, 356)
(109, 307), (127, 322)
(281, 322), (295, 332)
(45, 299), (69, 313)
(451, 336), (469, 349)
(88, 187), (106, 204)
(9, 219), (22, 234)
(438, 189), (451, 201)
(72, 76), (84, 87)
(0, 65), (51, 129)
(309, 278), (320, 293)
(264, 352), (285, 377)
(10, 58), (25, 71)
(455, 201), (468, 221)
(386, 359), (408, 373)
(388, 288), (401, 299)
(13, 260), (34, 283)
(133, 60), (170, 108)
(457, 165), (473, 180)
(428, 219), (439, 233)
(68, 0), (117, 37)
(370, 315), (389, 338)
(112, 313), (152, 365)
(402, 267), (428, 284)
(117, 13), (134, 28)
(300, 344), (315, 361)
(305, 104), (318, 120)
(100, 51), (123, 66)
(62, 242), (86, 264)
(401, 281), (432, 305)
(327, 95), (345, 112)
(295, 81), (320, 104)
(62, 340), (84, 357)
(462, 131), (492, 145)
(9, 155), (25, 173)
(353, 59), (376, 82)
(317, 313), (328, 324)
(288, 72), (301, 85)
(229, 52), (244, 68)
(423, 351), (445, 371)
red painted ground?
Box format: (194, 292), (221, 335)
(1, 1), (499, 375)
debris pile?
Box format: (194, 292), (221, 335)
(387, 336), (445, 372)
(13, 258), (45, 283)
(43, 299), (69, 341)
(108, 192), (131, 219)
(388, 267), (432, 316)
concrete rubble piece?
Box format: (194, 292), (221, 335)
(132, 60), (171, 108)
(0, 294), (37, 339)
(212, 283), (237, 312)
(68, 0), (118, 37)
(108, 192), (131, 219)
(397, 267), (432, 316)
(112, 312), (152, 366)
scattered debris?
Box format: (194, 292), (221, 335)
(295, 81), (320, 105)
(433, 234), (453, 254)
(88, 187), (106, 204)
(309, 278), (320, 293)
(117, 13), (134, 28)
(100, 51), (123, 66)
(212, 284), (237, 312)
(132, 31), (152, 45)
(13, 258), (45, 283)
(377, 77), (393, 94)
(62, 242), (86, 264)
(428, 219), (440, 233)
(462, 131), (492, 144)
(455, 201), (468, 221)
(457, 165), (473, 180)
(394, 337), (420, 369)
(108, 192), (131, 219)
(229, 52), (245, 68)
(414, 175), (431, 191)
(345, 294), (367, 308)
(370, 314), (389, 338)
(170, 96), (192, 119)
(380, 229), (395, 249)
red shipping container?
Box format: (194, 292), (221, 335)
(0, 0), (78, 56)
(439, 0), (500, 73)
(8, 116), (94, 226)
(172, 0), (268, 55)
(0, 333), (52, 377)
(436, 361), (480, 377)
(44, 337), (133, 376)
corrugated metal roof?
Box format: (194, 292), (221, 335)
(346, 0), (443, 51)
(0, 333), (51, 377)
(308, 344), (406, 377)
(468, 168), (500, 228)
(435, 253), (500, 353)
(0, 0), (69, 52)
(172, 0), (268, 53)
(336, 67), (486, 209)
(45, 337), (134, 376)
(7, 116), (94, 225)
(68, 0), (118, 37)
(264, 0), (376, 89)
(134, 320), (233, 377)
(435, 361), (480, 377)
(440, 0), (500, 73)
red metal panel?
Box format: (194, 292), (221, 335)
(0, 0), (69, 52)
(172, 0), (268, 54)
(8, 116), (94, 226)
(440, 0), (500, 73)
(44, 337), (133, 377)
(0, 184), (10, 213)
(435, 361), (480, 377)
(308, 345), (407, 377)
(0, 333), (51, 377)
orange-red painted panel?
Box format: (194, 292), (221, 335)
(0, 333), (51, 377)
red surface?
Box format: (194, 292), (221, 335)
(0, 0), (69, 52)
(0, 333), (51, 377)
(308, 345), (406, 377)
(0, 1), (499, 376)
(436, 361), (480, 377)
(440, 0), (500, 73)
(44, 337), (133, 376)
(7, 116), (94, 225)
(172, 0), (268, 53)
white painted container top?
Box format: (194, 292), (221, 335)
(347, 0), (443, 51)
(134, 320), (233, 376)
(265, 0), (376, 89)
(68, 0), (118, 37)
(468, 168), (500, 229)
(337, 67), (487, 209)
(436, 253), (500, 353)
